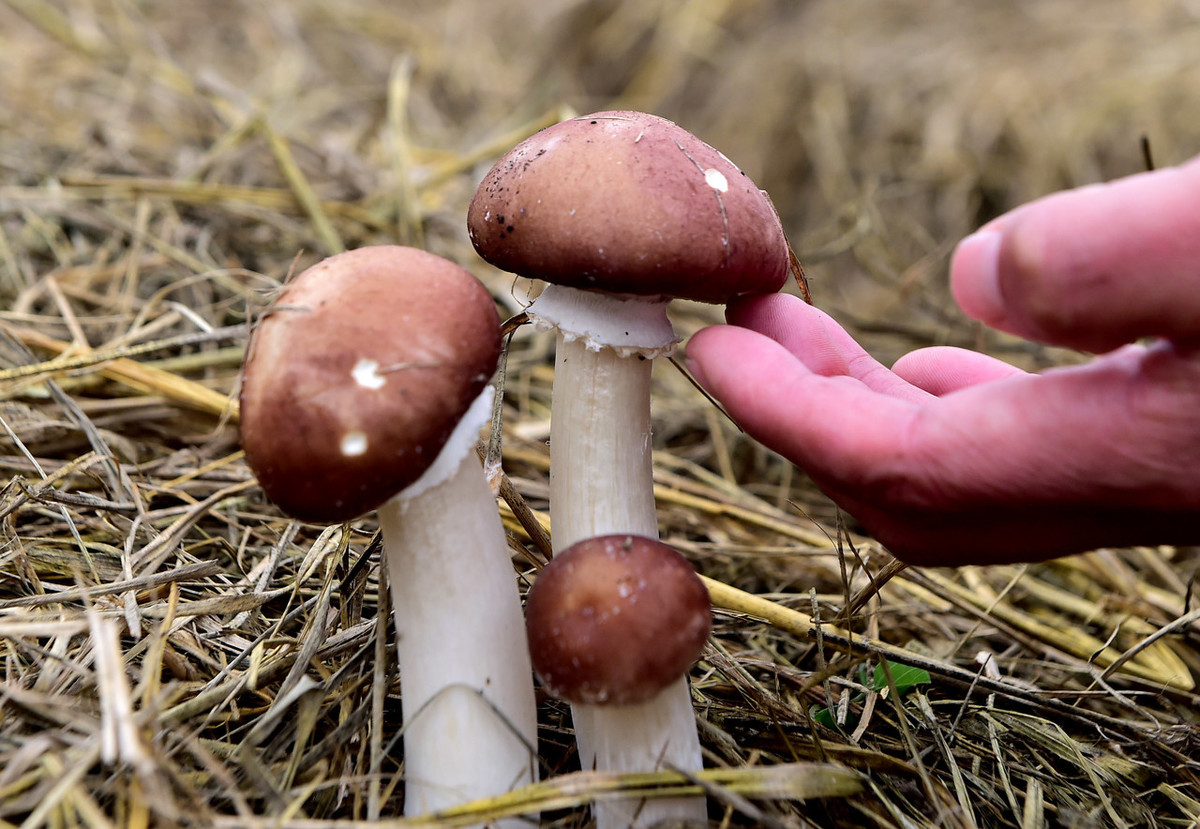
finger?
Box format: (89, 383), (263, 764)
(725, 293), (933, 402)
(691, 329), (1200, 566)
(725, 293), (858, 375)
(694, 328), (1195, 512)
(688, 323), (1114, 513)
(951, 155), (1200, 353)
(892, 346), (1026, 396)
(686, 323), (923, 479)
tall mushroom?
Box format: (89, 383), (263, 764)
(526, 534), (712, 829)
(239, 245), (537, 824)
(467, 111), (788, 822)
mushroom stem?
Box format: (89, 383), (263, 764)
(584, 685), (706, 823)
(585, 686), (705, 796)
(549, 335), (658, 547)
(378, 447), (537, 825)
(548, 332), (706, 828)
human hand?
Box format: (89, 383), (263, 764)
(686, 157), (1200, 565)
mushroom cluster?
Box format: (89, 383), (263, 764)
(237, 110), (788, 826)
(239, 245), (537, 824)
(469, 110), (789, 825)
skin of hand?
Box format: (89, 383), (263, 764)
(686, 155), (1200, 566)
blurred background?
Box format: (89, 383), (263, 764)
(5, 0), (1199, 362)
(3, 1), (1200, 826)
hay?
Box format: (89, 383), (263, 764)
(2, 0), (1200, 826)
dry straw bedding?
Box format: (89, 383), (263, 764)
(2, 0), (1200, 826)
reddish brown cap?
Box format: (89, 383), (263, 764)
(468, 111), (788, 304)
(526, 534), (712, 706)
(239, 246), (501, 523)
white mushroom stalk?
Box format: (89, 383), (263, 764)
(376, 389), (538, 823)
(529, 287), (706, 829)
(238, 246), (540, 827)
(574, 680), (708, 828)
(532, 286), (675, 546)
(467, 111), (791, 828)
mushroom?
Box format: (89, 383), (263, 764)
(526, 533), (712, 829)
(239, 245), (537, 823)
(467, 110), (788, 817)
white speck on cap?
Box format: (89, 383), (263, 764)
(351, 358), (385, 389)
(341, 431), (368, 456)
(704, 168), (729, 193)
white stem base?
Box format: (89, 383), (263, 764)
(584, 679), (708, 829)
(379, 451), (537, 827)
(549, 332), (706, 828)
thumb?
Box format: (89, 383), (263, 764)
(951, 155), (1200, 353)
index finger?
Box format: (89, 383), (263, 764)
(685, 323), (923, 484)
(725, 293), (934, 403)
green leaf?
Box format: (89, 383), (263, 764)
(811, 662), (931, 732)
(810, 704), (838, 730)
(873, 661), (931, 695)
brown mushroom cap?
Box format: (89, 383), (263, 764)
(468, 111), (788, 304)
(239, 246), (501, 524)
(525, 534), (712, 706)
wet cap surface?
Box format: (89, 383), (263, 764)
(526, 534), (712, 706)
(239, 246), (502, 523)
(468, 111), (788, 303)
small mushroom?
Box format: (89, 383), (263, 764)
(526, 534), (712, 829)
(468, 111), (787, 824)
(240, 245), (537, 824)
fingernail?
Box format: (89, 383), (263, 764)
(950, 230), (1005, 325)
(682, 354), (709, 388)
